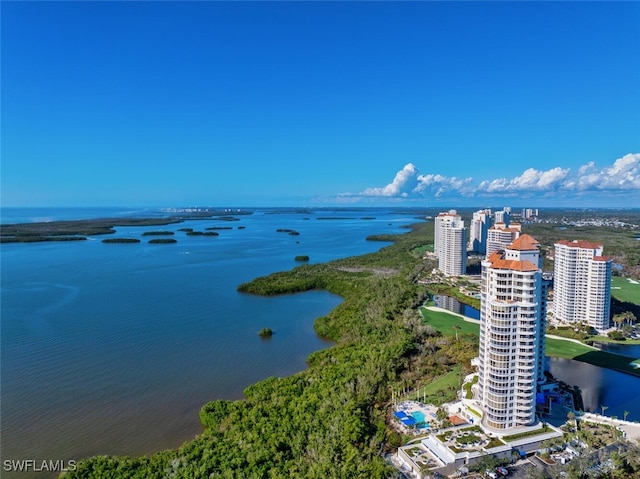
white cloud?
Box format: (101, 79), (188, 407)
(361, 163), (420, 197)
(477, 166), (570, 194)
(340, 153), (640, 202)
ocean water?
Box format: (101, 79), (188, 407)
(1, 207), (423, 478)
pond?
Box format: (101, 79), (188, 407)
(547, 357), (640, 421)
(433, 295), (480, 319)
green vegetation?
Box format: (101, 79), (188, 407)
(206, 227), (233, 230)
(427, 284), (481, 311)
(501, 424), (552, 442)
(101, 238), (141, 243)
(420, 307), (479, 337)
(258, 328), (273, 338)
(611, 276), (640, 305)
(463, 375), (478, 399)
(0, 217), (182, 240)
(186, 231), (219, 236)
(148, 239), (177, 244)
(294, 255), (310, 262)
(1, 235), (88, 243)
(67, 221), (481, 478)
(142, 231), (175, 236)
(407, 366), (463, 405)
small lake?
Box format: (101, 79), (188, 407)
(548, 357), (640, 421)
(590, 341), (640, 358)
(433, 295), (480, 319)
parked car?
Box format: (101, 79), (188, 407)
(486, 470), (498, 479)
(496, 466), (509, 476)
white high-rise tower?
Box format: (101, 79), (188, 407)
(434, 210), (466, 276)
(553, 240), (612, 331)
(477, 234), (546, 431)
(469, 209), (492, 254)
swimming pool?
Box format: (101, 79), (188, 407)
(412, 411), (429, 425)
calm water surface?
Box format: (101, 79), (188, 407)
(1, 207), (421, 477)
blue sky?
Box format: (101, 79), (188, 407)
(2, 1), (639, 208)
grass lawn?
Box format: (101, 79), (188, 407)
(420, 307), (480, 336)
(408, 365), (463, 405)
(545, 337), (597, 358)
(611, 276), (640, 305)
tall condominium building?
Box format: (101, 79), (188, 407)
(486, 223), (522, 257)
(494, 209), (511, 227)
(434, 210), (466, 276)
(521, 208), (539, 221)
(553, 240), (612, 331)
(469, 209), (492, 254)
(478, 234), (547, 431)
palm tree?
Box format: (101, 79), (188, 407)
(624, 410), (629, 422)
(600, 405), (609, 416)
(567, 411), (576, 427)
(453, 324), (461, 341)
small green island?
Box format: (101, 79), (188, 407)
(276, 228), (300, 235)
(102, 238), (141, 244)
(258, 327), (273, 337)
(142, 231), (175, 236)
(294, 255), (310, 262)
(148, 238), (177, 244)
(186, 231), (219, 236)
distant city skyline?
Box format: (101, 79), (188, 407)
(2, 1), (639, 208)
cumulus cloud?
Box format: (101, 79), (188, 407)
(477, 166), (570, 194)
(361, 163), (420, 197)
(353, 163), (474, 199)
(341, 153), (639, 201)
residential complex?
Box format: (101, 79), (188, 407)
(468, 209), (492, 254)
(486, 222), (522, 257)
(434, 210), (467, 276)
(553, 240), (612, 331)
(477, 234), (547, 431)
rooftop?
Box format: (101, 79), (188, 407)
(556, 239), (603, 250)
(508, 234), (540, 251)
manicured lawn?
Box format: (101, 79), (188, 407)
(423, 366), (463, 395)
(545, 337), (596, 358)
(611, 276), (640, 305)
(408, 365), (463, 405)
(420, 307), (480, 337)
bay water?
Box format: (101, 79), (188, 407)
(1, 207), (421, 476)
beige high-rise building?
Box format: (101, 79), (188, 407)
(486, 223), (522, 257)
(553, 240), (612, 331)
